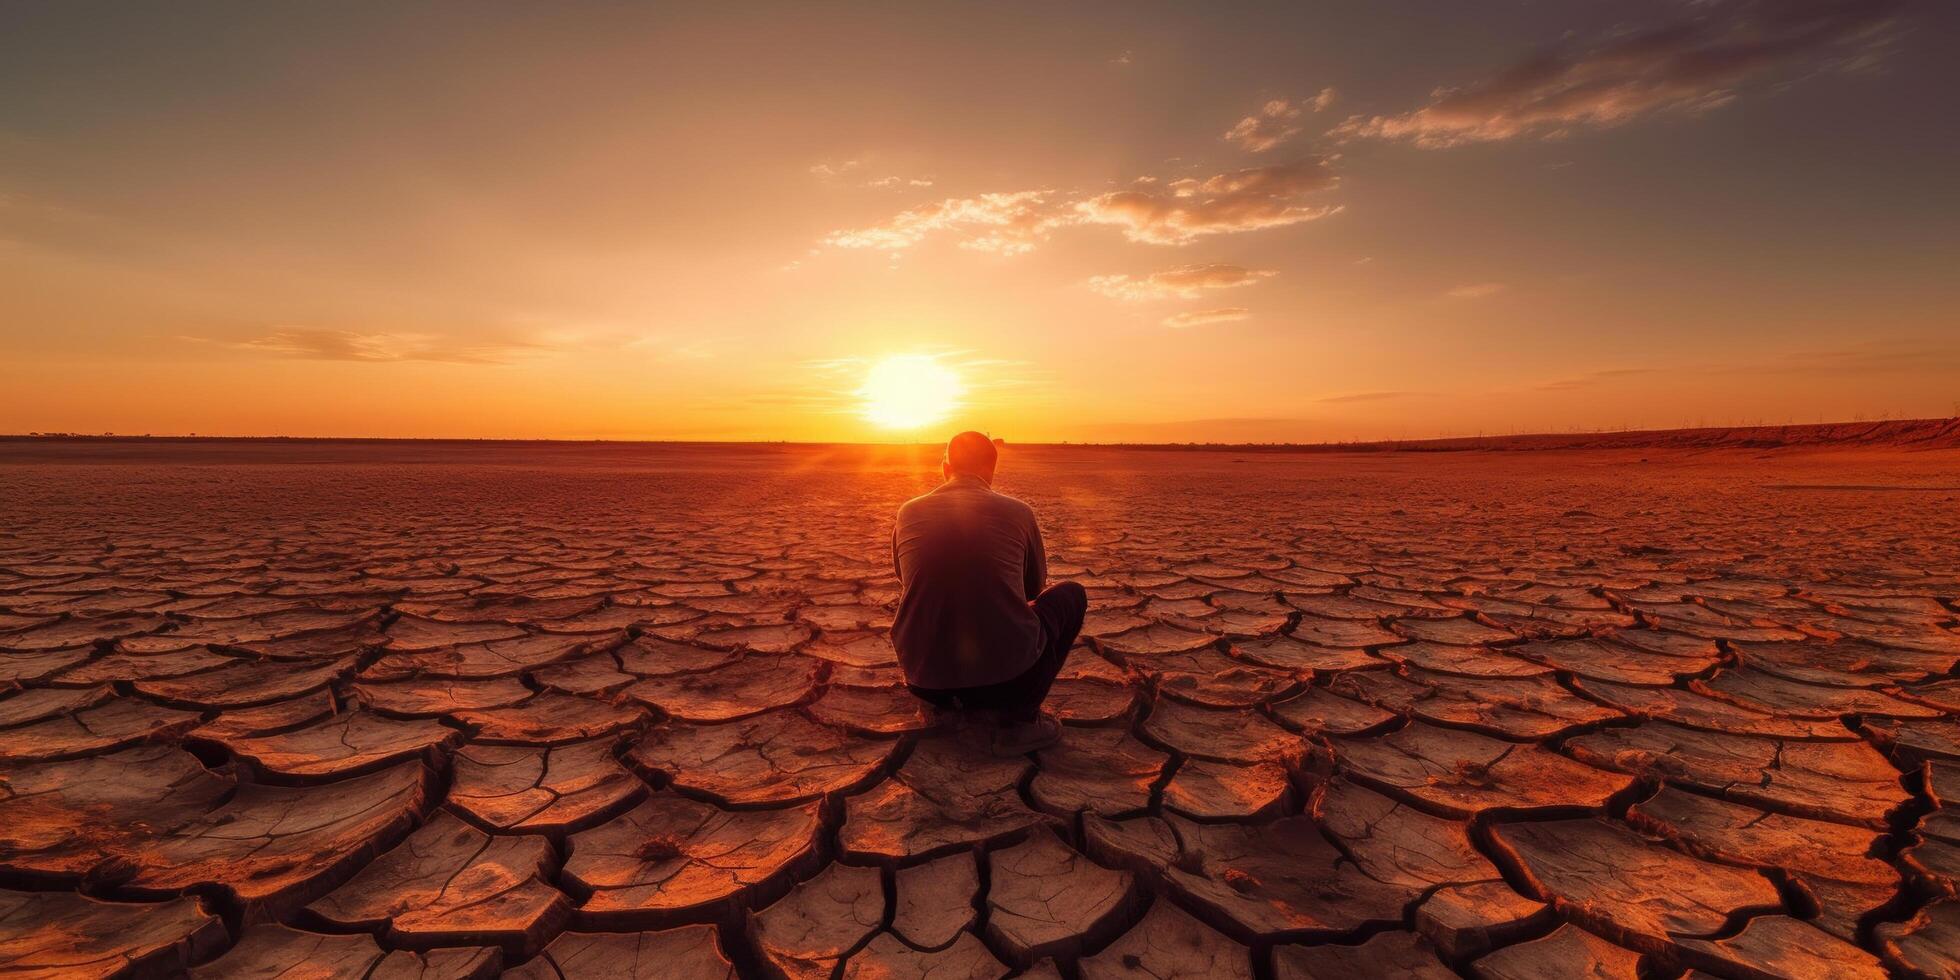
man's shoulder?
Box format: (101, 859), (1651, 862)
(894, 490), (946, 528)
(896, 483), (1035, 525)
(896, 489), (939, 515)
(978, 487), (1039, 530)
(990, 488), (1037, 518)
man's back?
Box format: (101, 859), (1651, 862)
(890, 474), (1045, 690)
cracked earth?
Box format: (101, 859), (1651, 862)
(1, 440), (1957, 978)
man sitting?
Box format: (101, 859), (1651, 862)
(890, 431), (1086, 753)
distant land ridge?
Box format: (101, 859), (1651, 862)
(1122, 417), (1960, 453)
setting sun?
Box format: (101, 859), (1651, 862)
(859, 355), (963, 430)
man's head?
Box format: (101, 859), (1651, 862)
(943, 431), (999, 483)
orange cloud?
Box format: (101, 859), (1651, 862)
(1223, 89), (1336, 152)
(1333, 0), (1901, 148)
(810, 160), (934, 189)
(809, 160), (862, 178)
(183, 328), (542, 364)
(1224, 100), (1303, 152)
(821, 190), (1064, 254)
(1086, 263), (1277, 301)
(1161, 307), (1250, 328)
(825, 159), (1339, 253)
(1318, 390), (1415, 403)
(1075, 159), (1341, 245)
(1445, 282), (1507, 300)
(1536, 368), (1660, 391)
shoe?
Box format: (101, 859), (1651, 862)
(991, 711), (1062, 755)
(920, 702), (962, 732)
(921, 702), (997, 733)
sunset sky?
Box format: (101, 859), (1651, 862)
(2, 1), (1956, 443)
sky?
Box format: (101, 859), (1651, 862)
(2, 0), (1956, 443)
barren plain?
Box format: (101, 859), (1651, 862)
(1, 439), (1956, 978)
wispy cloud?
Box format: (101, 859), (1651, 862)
(1530, 341), (1957, 391)
(1318, 390), (1415, 404)
(809, 160), (862, 179)
(1086, 263), (1276, 302)
(1224, 100), (1303, 153)
(1223, 89), (1336, 152)
(822, 158), (1340, 254)
(812, 158), (935, 191)
(179, 322), (717, 366)
(1761, 340), (1960, 376)
(182, 328), (543, 364)
(1333, 0), (1903, 148)
(1445, 282), (1507, 300)
(620, 335), (721, 361)
(1536, 367), (1659, 391)
(821, 190), (1066, 255)
(1161, 307), (1250, 329)
(1075, 159), (1341, 245)
(1066, 416), (1324, 443)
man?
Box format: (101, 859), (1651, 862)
(891, 431), (1086, 753)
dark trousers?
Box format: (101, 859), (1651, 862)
(908, 581), (1087, 723)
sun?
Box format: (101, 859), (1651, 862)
(859, 355), (964, 430)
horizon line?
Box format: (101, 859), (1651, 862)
(5, 416), (1956, 452)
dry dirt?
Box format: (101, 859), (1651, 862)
(1, 440), (1957, 978)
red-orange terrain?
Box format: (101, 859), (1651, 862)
(1, 438), (1957, 978)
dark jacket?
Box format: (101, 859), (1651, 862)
(890, 475), (1045, 689)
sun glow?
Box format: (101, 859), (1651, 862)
(859, 355), (964, 429)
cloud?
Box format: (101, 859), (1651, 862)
(1333, 0), (1903, 148)
(1064, 416), (1325, 443)
(620, 335), (720, 361)
(1224, 100), (1303, 152)
(185, 328), (541, 364)
(1445, 282), (1507, 299)
(1763, 340), (1960, 376)
(1224, 89), (1337, 152)
(813, 159), (935, 191)
(1086, 263), (1277, 301)
(1161, 307), (1250, 329)
(1536, 367), (1660, 391)
(821, 190), (1066, 254)
(824, 158), (1340, 253)
(1075, 158), (1341, 245)
(1531, 343), (1956, 391)
(809, 160), (862, 178)
(1318, 390), (1414, 403)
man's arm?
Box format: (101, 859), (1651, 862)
(890, 519), (904, 585)
(1023, 513), (1047, 601)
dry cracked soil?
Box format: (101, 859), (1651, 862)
(1, 439), (1958, 978)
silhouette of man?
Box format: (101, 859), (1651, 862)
(891, 431), (1086, 753)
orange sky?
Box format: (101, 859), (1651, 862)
(2, 1), (1956, 443)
